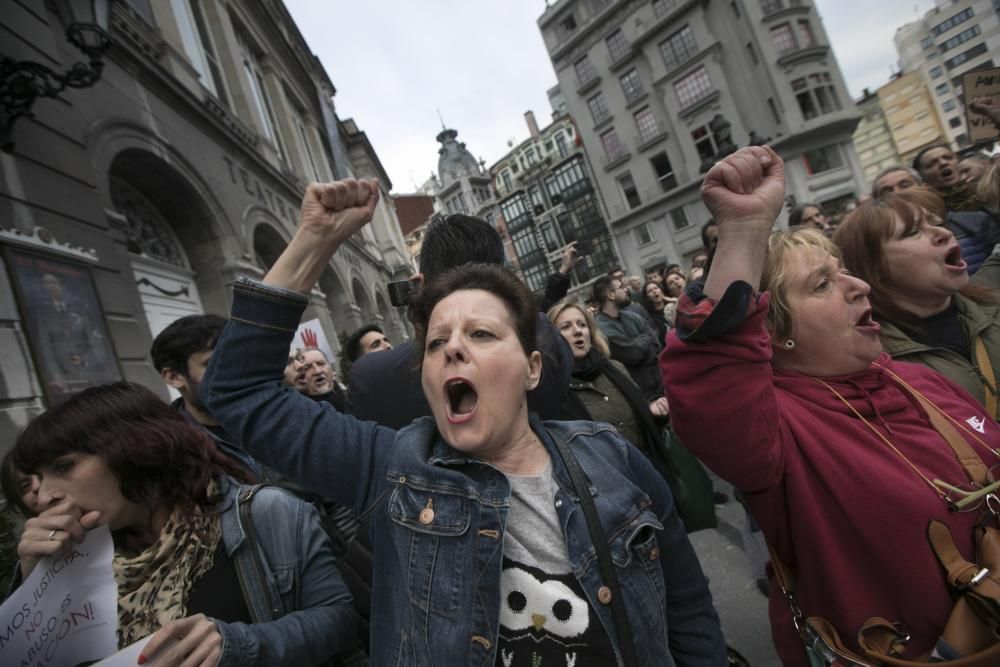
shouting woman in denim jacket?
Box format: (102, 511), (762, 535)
(202, 179), (725, 666)
(11, 382), (357, 666)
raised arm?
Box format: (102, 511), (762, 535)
(661, 147), (791, 492)
(701, 145), (784, 299)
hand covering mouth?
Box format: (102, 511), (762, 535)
(445, 378), (479, 417)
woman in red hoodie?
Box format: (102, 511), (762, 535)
(662, 146), (1000, 665)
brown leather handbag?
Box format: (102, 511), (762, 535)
(771, 373), (1000, 666)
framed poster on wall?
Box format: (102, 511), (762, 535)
(3, 247), (121, 405)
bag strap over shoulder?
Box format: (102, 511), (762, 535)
(973, 336), (997, 420)
(546, 428), (638, 667)
(238, 483), (281, 619)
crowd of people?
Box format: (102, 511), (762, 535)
(2, 118), (1000, 665)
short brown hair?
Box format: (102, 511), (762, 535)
(547, 300), (610, 358)
(833, 187), (996, 334)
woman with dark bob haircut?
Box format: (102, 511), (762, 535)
(200, 178), (726, 666)
(833, 187), (1000, 420)
(11, 382), (358, 666)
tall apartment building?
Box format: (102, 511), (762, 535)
(852, 90), (902, 187)
(895, 0), (1000, 149)
(537, 0), (866, 274)
(878, 71), (947, 164)
(489, 110), (620, 294)
(0, 0), (412, 451)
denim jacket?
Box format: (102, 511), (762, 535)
(204, 277), (725, 666)
(213, 475), (357, 665)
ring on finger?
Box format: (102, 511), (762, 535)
(47, 529), (58, 541)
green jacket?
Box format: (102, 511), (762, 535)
(879, 294), (1000, 420)
(568, 360), (648, 451)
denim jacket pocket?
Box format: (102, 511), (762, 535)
(388, 483), (471, 618)
(610, 507), (668, 623)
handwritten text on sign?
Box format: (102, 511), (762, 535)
(0, 526), (118, 667)
(964, 66), (1000, 143)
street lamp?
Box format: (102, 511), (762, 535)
(0, 0), (112, 152)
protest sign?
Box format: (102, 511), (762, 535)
(964, 66), (1000, 143)
(0, 526), (118, 667)
(292, 318), (337, 365)
(95, 636), (150, 666)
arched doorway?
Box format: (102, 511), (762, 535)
(351, 278), (376, 326)
(252, 223), (287, 272)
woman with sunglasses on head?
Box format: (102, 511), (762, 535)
(663, 146), (1000, 665)
(201, 179), (726, 665)
(833, 187), (1000, 422)
(9, 382), (358, 667)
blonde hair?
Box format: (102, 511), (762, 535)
(977, 159), (1000, 211)
(761, 227), (842, 340)
(546, 299), (610, 358)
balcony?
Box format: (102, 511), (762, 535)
(777, 44), (829, 67)
(761, 0), (809, 22)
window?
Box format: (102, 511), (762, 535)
(601, 128), (627, 162)
(792, 72), (840, 120)
(768, 97), (781, 124)
(802, 145), (844, 175)
(949, 117), (962, 128)
(659, 26), (698, 70)
(945, 43), (988, 70)
(526, 148), (538, 165)
(555, 132), (569, 157)
(293, 113), (322, 181)
(747, 42), (758, 65)
(691, 125), (717, 162)
(529, 185), (545, 210)
(619, 174), (641, 209)
(796, 20), (816, 48)
(940, 25), (980, 53)
(942, 99), (957, 112)
(560, 14), (578, 33)
(770, 23), (797, 54)
(606, 29), (630, 62)
(588, 92), (610, 124)
(669, 207), (690, 231)
(574, 56), (597, 85)
(650, 152), (677, 191)
(634, 107), (659, 143)
(931, 7), (974, 37)
(501, 171), (513, 191)
(653, 0), (679, 19)
(930, 66), (943, 79)
(730, 1), (741, 18)
(674, 67), (713, 108)
(936, 83), (949, 95)
(921, 36), (934, 49)
(620, 69), (644, 103)
(761, 0), (783, 14)
(238, 32), (287, 160)
(633, 222), (654, 246)
(124, 0), (155, 24)
(172, 0), (227, 104)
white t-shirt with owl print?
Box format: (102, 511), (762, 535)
(496, 463), (616, 667)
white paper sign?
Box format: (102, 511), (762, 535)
(292, 318), (336, 366)
(94, 636), (151, 666)
(0, 526), (118, 666)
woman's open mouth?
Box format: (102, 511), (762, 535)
(855, 308), (880, 334)
(944, 245), (967, 272)
(445, 378), (479, 424)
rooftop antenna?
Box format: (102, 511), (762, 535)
(437, 108), (446, 130)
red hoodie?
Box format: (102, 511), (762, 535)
(662, 292), (999, 665)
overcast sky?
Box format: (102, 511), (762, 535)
(285, 0), (937, 193)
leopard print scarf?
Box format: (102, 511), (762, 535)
(113, 490), (222, 647)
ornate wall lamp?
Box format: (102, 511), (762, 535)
(0, 0), (112, 152)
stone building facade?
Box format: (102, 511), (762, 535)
(0, 0), (411, 451)
(537, 0), (866, 276)
(852, 89), (902, 188)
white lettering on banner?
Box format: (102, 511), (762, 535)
(0, 526), (118, 666)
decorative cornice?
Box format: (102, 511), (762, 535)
(777, 45), (830, 68)
(0, 226), (99, 262)
(761, 4), (811, 23)
(204, 97), (259, 150)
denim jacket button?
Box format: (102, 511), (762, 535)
(419, 507), (435, 524)
(597, 586), (612, 604)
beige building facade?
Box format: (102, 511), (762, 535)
(878, 71), (947, 164)
(852, 90), (902, 187)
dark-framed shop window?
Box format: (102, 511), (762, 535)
(4, 247), (121, 405)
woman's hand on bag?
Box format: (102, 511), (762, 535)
(649, 397), (670, 417)
(17, 498), (101, 578)
(139, 614), (222, 667)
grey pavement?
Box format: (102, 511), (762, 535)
(688, 480), (781, 666)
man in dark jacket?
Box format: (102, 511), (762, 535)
(347, 214), (572, 428)
(593, 275), (664, 400)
